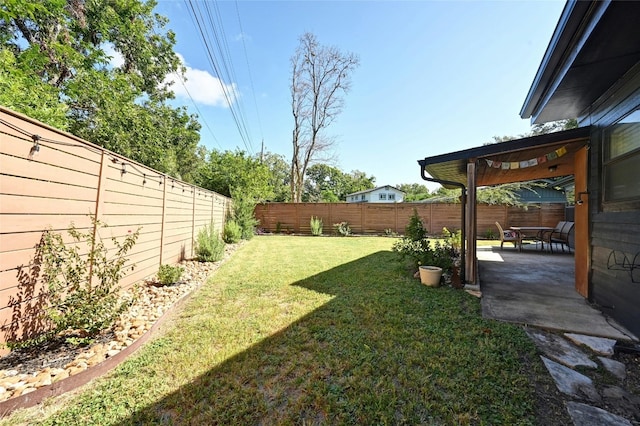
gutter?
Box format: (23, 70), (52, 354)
(418, 160), (467, 285)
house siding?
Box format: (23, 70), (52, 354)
(586, 70), (640, 337)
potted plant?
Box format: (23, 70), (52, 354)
(417, 240), (454, 287)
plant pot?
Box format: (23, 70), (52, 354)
(419, 266), (442, 287)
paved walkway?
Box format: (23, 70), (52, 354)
(476, 245), (639, 425)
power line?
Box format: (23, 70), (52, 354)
(185, 0), (254, 154)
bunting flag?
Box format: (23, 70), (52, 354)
(484, 145), (568, 170)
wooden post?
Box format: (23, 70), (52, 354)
(466, 161), (478, 284)
(159, 175), (167, 266)
(574, 147), (589, 297)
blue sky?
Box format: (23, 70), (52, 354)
(153, 0), (565, 190)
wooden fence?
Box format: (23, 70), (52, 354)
(0, 107), (231, 348)
(254, 202), (566, 236)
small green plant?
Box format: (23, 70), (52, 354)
(333, 221), (351, 236)
(40, 216), (140, 342)
(310, 216), (323, 236)
(392, 236), (457, 273)
(157, 264), (184, 286)
(485, 228), (497, 239)
(405, 209), (427, 241)
(275, 222), (282, 234)
(223, 219), (242, 243)
(196, 223), (226, 262)
(442, 227), (462, 250)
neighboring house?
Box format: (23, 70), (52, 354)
(418, 0), (640, 337)
(346, 186), (405, 203)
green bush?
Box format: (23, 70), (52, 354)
(196, 223), (225, 262)
(231, 190), (259, 240)
(223, 220), (242, 243)
(310, 216), (323, 236)
(405, 208), (427, 241)
(333, 221), (351, 236)
(157, 264), (184, 285)
(392, 237), (456, 273)
(40, 216), (140, 342)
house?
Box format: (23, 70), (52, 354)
(346, 186), (405, 203)
(417, 0), (640, 338)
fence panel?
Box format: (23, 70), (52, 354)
(254, 202), (566, 237)
(0, 107), (231, 348)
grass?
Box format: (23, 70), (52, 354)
(2, 236), (542, 425)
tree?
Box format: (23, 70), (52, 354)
(303, 164), (374, 202)
(289, 32), (359, 202)
(397, 183), (431, 201)
(1, 0), (200, 182)
(261, 152), (291, 202)
(199, 150), (272, 201)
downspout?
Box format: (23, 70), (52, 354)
(418, 160), (467, 284)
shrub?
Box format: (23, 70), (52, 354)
(40, 216), (140, 342)
(392, 236), (457, 273)
(405, 209), (427, 241)
(231, 190), (259, 240)
(196, 223), (225, 262)
(333, 221), (351, 236)
(157, 264), (184, 286)
(310, 216), (323, 236)
(223, 220), (242, 243)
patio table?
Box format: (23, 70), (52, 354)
(509, 226), (555, 251)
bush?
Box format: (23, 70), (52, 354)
(223, 220), (242, 243)
(196, 223), (225, 262)
(333, 221), (351, 236)
(310, 216), (323, 236)
(405, 209), (427, 241)
(40, 216), (140, 342)
(392, 237), (456, 273)
(231, 190), (259, 240)
(157, 264), (184, 285)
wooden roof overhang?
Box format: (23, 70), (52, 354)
(417, 127), (591, 189)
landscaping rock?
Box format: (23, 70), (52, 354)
(566, 401), (632, 426)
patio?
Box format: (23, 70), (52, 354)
(478, 244), (637, 341)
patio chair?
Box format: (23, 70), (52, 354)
(549, 222), (574, 253)
(495, 222), (519, 250)
(541, 221), (566, 252)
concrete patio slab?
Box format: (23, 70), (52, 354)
(478, 246), (635, 341)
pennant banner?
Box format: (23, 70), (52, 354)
(484, 145), (567, 171)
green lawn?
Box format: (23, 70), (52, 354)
(4, 236), (541, 425)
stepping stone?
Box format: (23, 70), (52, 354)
(565, 333), (617, 356)
(598, 357), (626, 380)
(527, 329), (597, 369)
(566, 401), (632, 426)
(541, 356), (601, 402)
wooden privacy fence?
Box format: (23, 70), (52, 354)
(0, 107), (231, 347)
(255, 202), (566, 236)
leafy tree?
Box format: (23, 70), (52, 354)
(290, 32), (359, 202)
(199, 150), (272, 201)
(261, 152), (291, 202)
(1, 0), (200, 182)
(397, 183), (431, 201)
(303, 164), (374, 202)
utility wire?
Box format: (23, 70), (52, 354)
(185, 0), (254, 154)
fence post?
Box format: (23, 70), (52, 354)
(191, 185), (196, 259)
(88, 151), (109, 286)
(159, 175), (167, 266)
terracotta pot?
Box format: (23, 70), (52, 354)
(419, 266), (442, 287)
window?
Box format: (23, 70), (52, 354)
(361, 194), (366, 201)
(604, 108), (640, 203)
(389, 194), (396, 200)
(379, 193), (387, 200)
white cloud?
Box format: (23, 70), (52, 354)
(167, 54), (238, 108)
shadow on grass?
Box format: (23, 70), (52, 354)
(78, 250), (538, 424)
